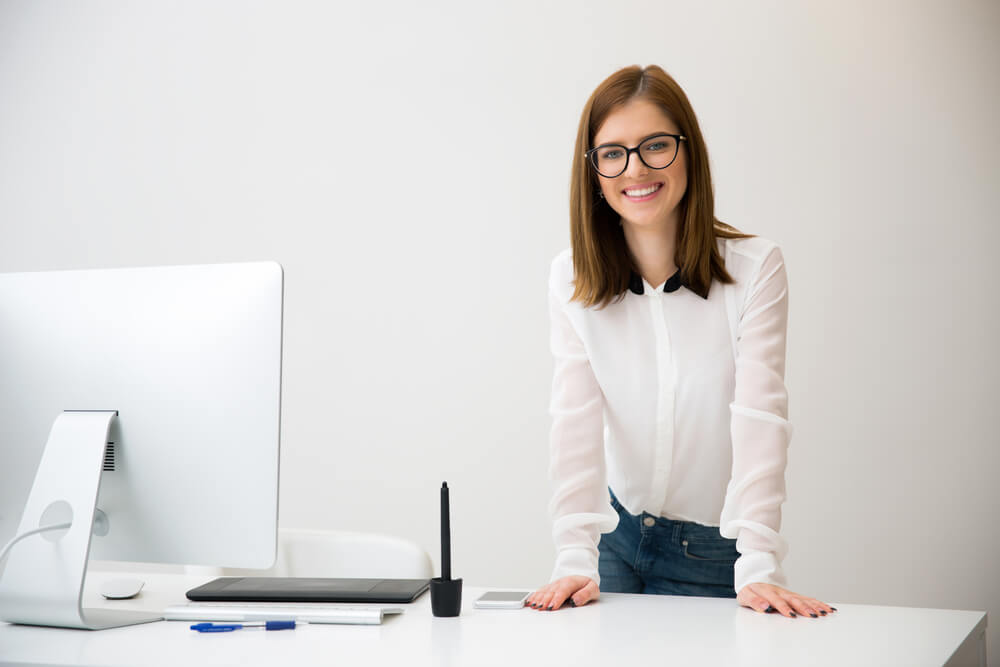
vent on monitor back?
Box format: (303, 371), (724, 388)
(103, 442), (116, 472)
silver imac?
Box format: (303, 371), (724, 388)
(0, 261), (283, 629)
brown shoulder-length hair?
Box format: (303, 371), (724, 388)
(570, 65), (753, 308)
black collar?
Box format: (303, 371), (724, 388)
(628, 269), (708, 299)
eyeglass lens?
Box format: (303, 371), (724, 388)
(591, 135), (679, 178)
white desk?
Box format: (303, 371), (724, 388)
(0, 572), (987, 667)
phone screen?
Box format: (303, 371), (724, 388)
(478, 591), (529, 602)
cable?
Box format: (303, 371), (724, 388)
(0, 522), (73, 566)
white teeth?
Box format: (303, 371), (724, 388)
(624, 184), (662, 197)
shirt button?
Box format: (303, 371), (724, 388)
(681, 539), (689, 546)
(643, 517), (655, 527)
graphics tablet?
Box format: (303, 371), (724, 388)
(186, 577), (430, 603)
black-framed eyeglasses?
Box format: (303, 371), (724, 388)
(585, 133), (687, 178)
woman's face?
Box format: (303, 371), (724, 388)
(592, 98), (688, 231)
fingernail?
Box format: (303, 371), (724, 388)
(568, 599), (577, 607)
(820, 611), (827, 616)
(831, 607), (838, 612)
(790, 612), (797, 618)
(810, 613), (818, 618)
(764, 605), (776, 613)
(547, 605), (553, 611)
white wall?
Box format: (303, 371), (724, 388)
(1, 0), (997, 660)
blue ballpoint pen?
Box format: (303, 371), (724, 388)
(190, 621), (296, 632)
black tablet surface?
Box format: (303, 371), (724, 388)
(186, 577), (430, 603)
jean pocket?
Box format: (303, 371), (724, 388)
(681, 538), (739, 562)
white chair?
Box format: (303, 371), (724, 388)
(220, 528), (433, 579)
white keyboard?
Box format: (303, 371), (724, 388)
(163, 602), (404, 625)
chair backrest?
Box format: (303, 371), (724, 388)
(256, 529), (433, 579)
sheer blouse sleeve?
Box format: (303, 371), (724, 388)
(719, 245), (793, 594)
(546, 257), (619, 584)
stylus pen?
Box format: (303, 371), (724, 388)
(190, 621), (296, 632)
(441, 481), (451, 580)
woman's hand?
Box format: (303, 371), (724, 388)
(525, 576), (599, 611)
(737, 582), (837, 618)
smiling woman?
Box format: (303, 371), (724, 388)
(527, 65), (836, 621)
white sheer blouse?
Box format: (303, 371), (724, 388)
(547, 235), (792, 595)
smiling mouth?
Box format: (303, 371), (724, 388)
(622, 183), (663, 199)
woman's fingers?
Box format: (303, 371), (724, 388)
(544, 587), (563, 610)
(806, 596), (835, 615)
(551, 578), (597, 610)
(796, 596), (834, 617)
(789, 596), (824, 618)
(768, 594), (797, 618)
(572, 579), (600, 607)
(525, 585), (548, 609)
(738, 583), (837, 619)
(736, 586), (771, 613)
(542, 579), (577, 610)
(527, 576), (597, 611)
(527, 582), (559, 609)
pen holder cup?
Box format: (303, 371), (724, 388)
(430, 577), (462, 617)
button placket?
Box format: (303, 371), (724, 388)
(646, 291), (675, 513)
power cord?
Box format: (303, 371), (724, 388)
(0, 522), (73, 566)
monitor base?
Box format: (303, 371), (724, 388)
(0, 411), (161, 630)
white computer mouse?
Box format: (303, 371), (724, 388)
(100, 578), (145, 600)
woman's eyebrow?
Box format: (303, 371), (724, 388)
(593, 131), (674, 147)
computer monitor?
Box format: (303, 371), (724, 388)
(0, 261), (283, 629)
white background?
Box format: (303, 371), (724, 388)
(1, 0), (997, 660)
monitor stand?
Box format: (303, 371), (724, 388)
(0, 411), (162, 629)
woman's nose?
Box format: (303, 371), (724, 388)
(624, 150), (649, 178)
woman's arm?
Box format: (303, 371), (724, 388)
(719, 245), (793, 594)
(720, 244), (836, 620)
(545, 257), (618, 586)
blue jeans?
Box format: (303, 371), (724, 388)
(598, 490), (738, 598)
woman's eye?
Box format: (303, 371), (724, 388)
(601, 149), (624, 160)
(645, 142), (667, 152)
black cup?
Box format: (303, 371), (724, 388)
(430, 577), (462, 617)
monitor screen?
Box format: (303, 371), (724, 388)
(0, 261), (283, 572)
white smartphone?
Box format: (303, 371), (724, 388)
(474, 591), (531, 609)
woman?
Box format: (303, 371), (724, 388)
(527, 65), (834, 619)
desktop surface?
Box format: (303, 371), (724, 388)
(0, 572), (986, 667)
